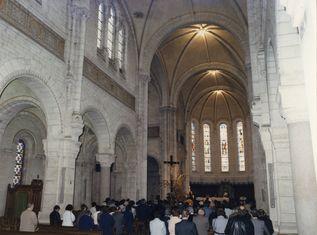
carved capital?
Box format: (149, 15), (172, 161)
(139, 73), (151, 83)
(70, 0), (90, 19)
(96, 153), (115, 167)
(159, 106), (177, 113)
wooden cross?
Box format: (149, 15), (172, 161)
(164, 155), (179, 193)
(164, 155), (179, 167)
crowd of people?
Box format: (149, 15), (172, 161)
(19, 194), (274, 235)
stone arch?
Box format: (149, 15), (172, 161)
(82, 108), (111, 153)
(112, 126), (137, 199)
(74, 125), (98, 208)
(139, 12), (248, 76)
(0, 60), (63, 136)
(0, 97), (47, 215)
(147, 155), (161, 200)
(0, 96), (45, 143)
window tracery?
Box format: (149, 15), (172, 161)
(191, 121), (197, 171)
(13, 139), (25, 186)
(97, 3), (105, 49)
(220, 123), (229, 172)
(203, 123), (211, 172)
(237, 121), (245, 171)
(117, 26), (125, 71)
(106, 5), (115, 59)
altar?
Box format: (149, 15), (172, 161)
(190, 182), (255, 204)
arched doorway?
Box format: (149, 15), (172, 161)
(111, 127), (137, 200)
(147, 156), (160, 200)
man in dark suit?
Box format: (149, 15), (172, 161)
(175, 209), (198, 235)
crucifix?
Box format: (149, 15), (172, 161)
(163, 155), (179, 193)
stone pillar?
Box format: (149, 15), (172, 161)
(160, 106), (177, 197)
(39, 136), (81, 223)
(96, 153), (114, 203)
(136, 74), (150, 200)
(286, 121), (317, 234)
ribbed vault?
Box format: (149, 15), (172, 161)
(151, 23), (247, 109)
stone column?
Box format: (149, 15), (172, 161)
(39, 136), (81, 223)
(136, 74), (150, 200)
(286, 120), (317, 234)
(96, 153), (114, 203)
(160, 106), (177, 197)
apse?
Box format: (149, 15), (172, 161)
(149, 22), (252, 199)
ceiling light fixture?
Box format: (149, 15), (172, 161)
(207, 70), (219, 76)
(197, 25), (207, 36)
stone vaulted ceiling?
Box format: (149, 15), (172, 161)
(150, 23), (249, 121)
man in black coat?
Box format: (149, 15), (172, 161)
(175, 209), (198, 235)
(225, 206), (254, 235)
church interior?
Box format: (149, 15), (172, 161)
(0, 0), (316, 234)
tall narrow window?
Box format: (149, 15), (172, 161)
(237, 121), (245, 171)
(106, 6), (115, 59)
(13, 139), (25, 186)
(203, 124), (211, 172)
(191, 122), (197, 171)
(220, 123), (229, 172)
(117, 27), (124, 70)
(97, 3), (104, 49)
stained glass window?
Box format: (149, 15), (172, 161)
(97, 3), (104, 49)
(191, 122), (197, 171)
(237, 121), (245, 171)
(117, 27), (124, 70)
(203, 124), (211, 172)
(106, 6), (115, 59)
(13, 139), (25, 186)
(220, 123), (229, 172)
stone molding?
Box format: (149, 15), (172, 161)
(0, 0), (65, 60)
(83, 57), (135, 111)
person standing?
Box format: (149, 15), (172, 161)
(112, 206), (124, 235)
(175, 209), (198, 235)
(212, 208), (228, 235)
(251, 210), (270, 235)
(19, 203), (38, 232)
(225, 207), (254, 235)
(150, 210), (166, 235)
(123, 205), (134, 234)
(90, 202), (97, 215)
(99, 206), (115, 235)
(193, 208), (209, 235)
(168, 207), (181, 235)
(258, 209), (274, 235)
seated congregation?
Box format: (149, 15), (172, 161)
(11, 194), (273, 235)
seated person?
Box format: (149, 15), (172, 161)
(78, 210), (94, 231)
(62, 204), (76, 227)
(20, 203), (38, 232)
(50, 205), (62, 226)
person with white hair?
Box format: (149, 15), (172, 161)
(19, 203), (38, 232)
(193, 208), (209, 235)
